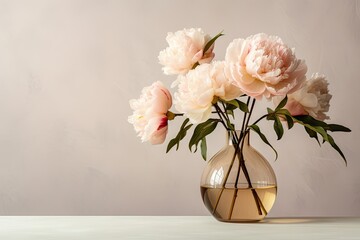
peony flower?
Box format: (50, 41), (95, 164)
(274, 73), (332, 120)
(174, 65), (214, 124)
(158, 28), (215, 75)
(174, 62), (242, 124)
(224, 33), (307, 100)
(211, 61), (243, 101)
(128, 81), (172, 144)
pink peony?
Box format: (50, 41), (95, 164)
(274, 73), (332, 121)
(128, 81), (172, 144)
(158, 28), (215, 75)
(224, 33), (307, 99)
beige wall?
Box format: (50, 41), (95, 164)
(0, 0), (359, 216)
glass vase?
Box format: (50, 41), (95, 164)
(200, 130), (277, 222)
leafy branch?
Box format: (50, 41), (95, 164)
(166, 118), (193, 153)
(250, 95), (351, 164)
(188, 118), (220, 160)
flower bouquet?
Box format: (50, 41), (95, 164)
(128, 28), (351, 221)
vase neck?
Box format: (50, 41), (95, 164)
(226, 130), (250, 146)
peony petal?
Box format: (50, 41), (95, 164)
(239, 68), (256, 85)
(285, 100), (308, 116)
(143, 116), (168, 144)
(241, 78), (266, 98)
(300, 93), (318, 108)
(192, 50), (204, 63)
(198, 88), (215, 106)
(187, 106), (212, 124)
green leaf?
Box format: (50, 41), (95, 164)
(203, 31), (224, 53)
(294, 115), (328, 128)
(220, 102), (236, 129)
(227, 122), (235, 131)
(226, 119), (235, 131)
(225, 102), (237, 111)
(275, 95), (288, 110)
(273, 115), (284, 140)
(236, 99), (249, 113)
(200, 138), (207, 161)
(248, 125), (278, 160)
(226, 109), (235, 119)
(266, 108), (275, 120)
(306, 125), (328, 142)
(167, 138), (178, 153)
(276, 108), (292, 116)
(189, 119), (220, 153)
(224, 99), (249, 113)
(274, 109), (294, 129)
(327, 134), (347, 165)
(178, 125), (193, 149)
(166, 118), (193, 153)
(304, 126), (320, 146)
(327, 124), (351, 132)
(289, 115), (330, 142)
(224, 99), (238, 108)
(281, 114), (349, 164)
(180, 118), (190, 131)
(284, 115), (294, 129)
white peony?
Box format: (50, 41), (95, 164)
(211, 61), (243, 101)
(158, 28), (215, 75)
(174, 62), (242, 124)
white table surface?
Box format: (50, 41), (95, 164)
(0, 216), (359, 240)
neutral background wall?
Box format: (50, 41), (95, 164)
(0, 0), (359, 216)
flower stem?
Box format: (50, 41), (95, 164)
(213, 103), (239, 142)
(239, 99), (268, 215)
(251, 113), (271, 126)
(213, 104), (230, 131)
(211, 98), (267, 220)
(240, 97), (251, 133)
(234, 98), (255, 188)
(229, 99), (265, 218)
(233, 97), (251, 188)
(211, 103), (240, 215)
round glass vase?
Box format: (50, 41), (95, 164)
(200, 130), (277, 222)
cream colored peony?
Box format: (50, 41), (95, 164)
(211, 61), (243, 101)
(275, 73), (332, 120)
(158, 28), (215, 75)
(128, 81), (172, 144)
(224, 33), (307, 99)
(174, 62), (242, 124)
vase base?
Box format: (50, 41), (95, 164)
(201, 185), (276, 222)
(215, 218), (262, 223)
